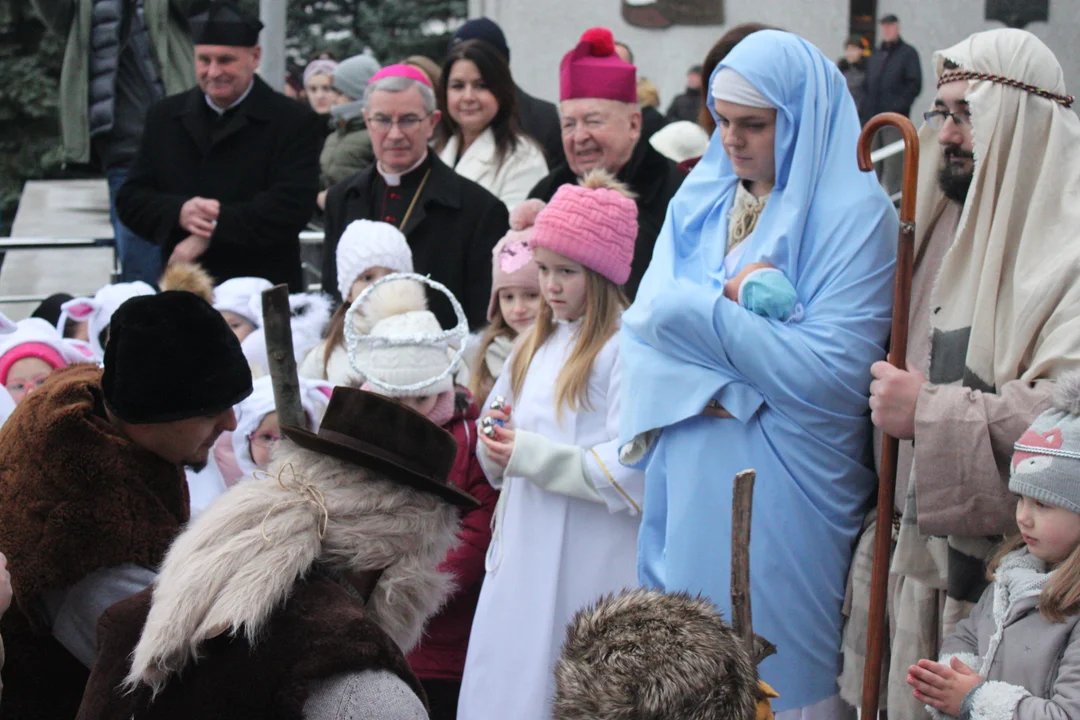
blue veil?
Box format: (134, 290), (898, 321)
(620, 31), (898, 709)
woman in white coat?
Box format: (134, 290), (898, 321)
(435, 40), (548, 211)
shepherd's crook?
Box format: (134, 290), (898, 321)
(856, 113), (919, 720)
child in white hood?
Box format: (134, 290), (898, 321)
(0, 317), (93, 405)
(60, 281), (156, 361)
(213, 277), (273, 342)
(300, 220), (413, 386)
(216, 374), (333, 484)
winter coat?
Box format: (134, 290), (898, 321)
(322, 152), (509, 330)
(838, 58), (868, 110)
(438, 128), (549, 211)
(936, 549), (1080, 720)
(407, 389), (497, 680)
(860, 38), (922, 121)
(528, 137), (683, 300)
(641, 105), (668, 141)
(516, 86), (563, 168)
(117, 75), (323, 290)
(0, 364), (189, 720)
(76, 574), (429, 720)
(665, 88), (702, 124)
(27, 0), (197, 165)
(320, 117), (375, 190)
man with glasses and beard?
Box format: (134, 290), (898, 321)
(322, 65), (509, 331)
(841, 29), (1080, 718)
(0, 291), (252, 720)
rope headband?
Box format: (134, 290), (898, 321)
(938, 69), (1074, 108)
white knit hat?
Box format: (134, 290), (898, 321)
(60, 281), (157, 361)
(231, 375), (334, 478)
(213, 277), (274, 327)
(354, 311), (454, 398)
(345, 275), (468, 398)
(649, 120), (711, 163)
(335, 220), (414, 300)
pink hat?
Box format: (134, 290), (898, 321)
(487, 200), (545, 321)
(559, 27), (636, 104)
(0, 342), (66, 386)
(529, 173), (638, 285)
(369, 63), (433, 88)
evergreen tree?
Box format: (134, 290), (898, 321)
(287, 0), (466, 68)
(0, 0), (66, 234)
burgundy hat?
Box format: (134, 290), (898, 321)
(559, 27), (637, 104)
(281, 387), (479, 509)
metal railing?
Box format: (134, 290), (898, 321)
(870, 139), (906, 205)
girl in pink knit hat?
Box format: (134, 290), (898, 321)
(467, 199), (545, 405)
(458, 170), (646, 720)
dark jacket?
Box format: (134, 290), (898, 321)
(322, 153), (509, 330)
(838, 58), (868, 110)
(0, 364), (189, 720)
(27, 0), (196, 165)
(527, 138), (683, 299)
(117, 75), (323, 290)
(665, 88), (702, 124)
(516, 86), (563, 168)
(860, 38), (922, 122)
(76, 574), (426, 720)
(407, 389), (497, 681)
(641, 106), (667, 141)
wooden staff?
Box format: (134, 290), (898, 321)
(856, 113), (919, 720)
(730, 469), (777, 666)
(261, 284), (308, 430)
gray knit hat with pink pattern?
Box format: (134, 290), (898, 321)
(1010, 373), (1080, 513)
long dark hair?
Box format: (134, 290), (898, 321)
(698, 23), (777, 134)
(435, 39), (523, 173)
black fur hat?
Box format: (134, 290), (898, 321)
(103, 291), (252, 424)
(554, 588), (759, 720)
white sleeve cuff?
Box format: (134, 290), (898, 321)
(506, 430), (603, 504)
(964, 681), (1030, 720)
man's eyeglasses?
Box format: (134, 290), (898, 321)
(368, 113), (432, 132)
(923, 109), (971, 131)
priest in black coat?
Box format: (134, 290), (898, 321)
(322, 65), (508, 331)
(529, 28), (683, 300)
(117, 1), (322, 290)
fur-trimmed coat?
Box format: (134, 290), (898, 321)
(407, 390), (497, 680)
(934, 549), (1080, 720)
(0, 364), (189, 720)
(76, 574), (427, 720)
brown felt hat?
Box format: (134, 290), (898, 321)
(281, 387), (479, 509)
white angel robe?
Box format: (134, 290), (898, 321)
(457, 319), (644, 720)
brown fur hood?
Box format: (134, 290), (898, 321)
(0, 364), (189, 617)
(554, 588), (759, 720)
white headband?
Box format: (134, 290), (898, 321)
(711, 67), (775, 110)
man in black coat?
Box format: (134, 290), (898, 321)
(322, 66), (508, 331)
(861, 14), (922, 195)
(448, 18), (564, 167)
(117, 1), (322, 290)
(665, 64), (704, 123)
(529, 28), (683, 300)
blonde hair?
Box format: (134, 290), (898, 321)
(637, 77), (660, 109)
(510, 269), (627, 421)
(988, 534), (1080, 623)
(469, 309), (514, 403)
